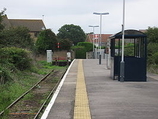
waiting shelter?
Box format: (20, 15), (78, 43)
(110, 29), (147, 81)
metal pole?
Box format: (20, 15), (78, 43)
(93, 27), (95, 59)
(120, 0), (125, 82)
(97, 34), (99, 59)
(99, 15), (102, 64)
(93, 12), (109, 64)
(89, 25), (99, 59)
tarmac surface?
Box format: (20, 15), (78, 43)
(42, 59), (158, 119)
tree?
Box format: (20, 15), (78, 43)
(0, 27), (34, 49)
(147, 43), (158, 65)
(57, 24), (86, 45)
(146, 27), (158, 43)
(145, 27), (158, 65)
(36, 29), (57, 54)
(0, 8), (6, 32)
(59, 39), (72, 51)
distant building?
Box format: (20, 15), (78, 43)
(86, 34), (112, 47)
(2, 15), (46, 41)
(139, 29), (147, 33)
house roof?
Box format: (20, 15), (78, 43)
(9, 19), (46, 32)
(2, 15), (46, 32)
(2, 15), (11, 29)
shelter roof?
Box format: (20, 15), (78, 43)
(110, 29), (147, 39)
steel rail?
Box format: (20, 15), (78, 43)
(0, 70), (54, 116)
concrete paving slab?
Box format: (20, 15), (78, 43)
(83, 59), (158, 119)
(46, 60), (78, 119)
(44, 59), (158, 119)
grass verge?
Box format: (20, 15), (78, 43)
(0, 60), (67, 114)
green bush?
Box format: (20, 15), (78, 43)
(0, 90), (11, 112)
(152, 52), (158, 64)
(71, 46), (86, 59)
(0, 27), (34, 49)
(147, 43), (158, 65)
(77, 42), (93, 52)
(0, 67), (12, 84)
(124, 43), (134, 56)
(0, 47), (32, 71)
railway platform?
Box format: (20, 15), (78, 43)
(41, 59), (158, 119)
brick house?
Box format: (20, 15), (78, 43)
(86, 34), (112, 47)
(2, 15), (46, 41)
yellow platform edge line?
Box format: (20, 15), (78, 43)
(74, 59), (91, 119)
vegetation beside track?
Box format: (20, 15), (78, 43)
(0, 60), (67, 118)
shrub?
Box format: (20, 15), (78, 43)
(71, 46), (86, 59)
(0, 47), (32, 71)
(124, 43), (134, 56)
(77, 42), (93, 52)
(147, 43), (158, 65)
(152, 52), (158, 64)
(0, 67), (12, 84)
(0, 27), (34, 49)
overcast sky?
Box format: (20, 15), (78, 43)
(1, 0), (158, 34)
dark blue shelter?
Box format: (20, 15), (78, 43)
(110, 29), (147, 81)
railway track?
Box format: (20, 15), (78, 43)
(0, 68), (67, 119)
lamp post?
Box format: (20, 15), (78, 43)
(89, 25), (99, 59)
(120, 0), (125, 82)
(93, 12), (109, 64)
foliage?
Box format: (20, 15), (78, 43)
(147, 43), (158, 57)
(0, 66), (12, 84)
(0, 47), (32, 71)
(152, 52), (158, 64)
(0, 72), (39, 112)
(0, 60), (67, 115)
(115, 43), (134, 56)
(77, 42), (93, 52)
(58, 38), (72, 51)
(0, 9), (34, 50)
(71, 46), (86, 59)
(0, 88), (11, 113)
(145, 27), (158, 71)
(146, 27), (158, 43)
(36, 29), (58, 54)
(124, 43), (134, 56)
(101, 46), (106, 49)
(0, 27), (34, 49)
(57, 24), (86, 45)
(146, 29), (157, 65)
(148, 64), (158, 74)
(147, 43), (158, 65)
(0, 8), (6, 31)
